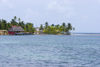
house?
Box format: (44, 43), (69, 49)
(34, 27), (40, 34)
(0, 30), (8, 35)
(34, 27), (44, 34)
(39, 29), (43, 34)
(8, 26), (25, 35)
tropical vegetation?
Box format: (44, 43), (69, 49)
(0, 16), (35, 33)
(0, 16), (75, 34)
(42, 22), (75, 35)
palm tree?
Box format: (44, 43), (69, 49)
(73, 28), (75, 31)
(14, 16), (17, 20)
(18, 18), (21, 22)
(67, 23), (72, 35)
(11, 19), (15, 25)
(67, 23), (72, 30)
(72, 27), (75, 34)
(0, 20), (1, 23)
(56, 24), (60, 29)
(40, 24), (43, 30)
(45, 22), (48, 29)
(65, 27), (68, 32)
(51, 24), (54, 26)
(3, 20), (7, 29)
(62, 22), (66, 27)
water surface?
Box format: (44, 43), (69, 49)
(0, 35), (100, 67)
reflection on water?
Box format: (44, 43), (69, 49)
(0, 35), (100, 67)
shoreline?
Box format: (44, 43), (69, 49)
(1, 33), (100, 35)
(73, 34), (100, 35)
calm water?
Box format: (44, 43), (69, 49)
(0, 35), (100, 67)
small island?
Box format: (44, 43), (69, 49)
(0, 16), (75, 35)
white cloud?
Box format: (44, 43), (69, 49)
(45, 12), (49, 15)
(46, 1), (66, 13)
(99, 0), (100, 3)
(2, 0), (7, 3)
(0, 0), (14, 10)
(90, 7), (94, 9)
(23, 9), (40, 21)
(83, 16), (88, 18)
(46, 0), (76, 17)
(66, 11), (76, 18)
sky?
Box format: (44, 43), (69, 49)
(0, 0), (100, 33)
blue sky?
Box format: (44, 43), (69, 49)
(0, 0), (100, 33)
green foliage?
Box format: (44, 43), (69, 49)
(0, 16), (35, 33)
(0, 16), (74, 34)
(11, 19), (18, 26)
(26, 23), (34, 33)
(45, 22), (48, 29)
(62, 22), (66, 27)
(73, 28), (75, 31)
(40, 24), (43, 30)
(18, 21), (25, 28)
(43, 22), (74, 34)
(0, 19), (8, 30)
(59, 26), (65, 32)
(7, 23), (11, 29)
(18, 18), (21, 21)
(51, 24), (54, 26)
(14, 16), (17, 20)
(67, 23), (72, 30)
(43, 26), (57, 34)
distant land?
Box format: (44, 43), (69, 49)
(73, 33), (100, 35)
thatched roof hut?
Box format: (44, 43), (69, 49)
(8, 26), (24, 35)
(8, 26), (24, 32)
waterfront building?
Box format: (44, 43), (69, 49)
(8, 26), (24, 35)
(0, 30), (8, 35)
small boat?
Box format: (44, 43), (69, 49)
(14, 33), (24, 35)
(14, 33), (32, 35)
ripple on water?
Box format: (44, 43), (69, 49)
(0, 35), (100, 67)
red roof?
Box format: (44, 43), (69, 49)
(11, 26), (21, 27)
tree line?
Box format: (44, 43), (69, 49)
(0, 16), (75, 34)
(40, 22), (75, 34)
(0, 16), (35, 33)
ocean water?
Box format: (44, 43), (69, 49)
(0, 35), (100, 67)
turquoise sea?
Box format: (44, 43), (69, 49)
(0, 35), (100, 67)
